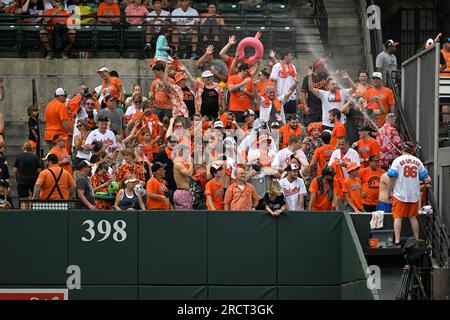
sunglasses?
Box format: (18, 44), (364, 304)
(169, 140), (178, 143)
(134, 101), (142, 104)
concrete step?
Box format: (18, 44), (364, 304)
(327, 27), (363, 36)
(327, 45), (364, 55)
(328, 17), (360, 28)
(295, 27), (321, 35)
(327, 36), (363, 46)
(296, 35), (321, 41)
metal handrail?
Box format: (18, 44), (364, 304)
(311, 0), (328, 48)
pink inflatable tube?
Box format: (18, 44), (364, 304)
(236, 32), (265, 66)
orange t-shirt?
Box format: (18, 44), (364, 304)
(309, 177), (339, 211)
(364, 87), (395, 127)
(204, 179), (224, 210)
(441, 49), (450, 77)
(35, 164), (75, 200)
(227, 75), (253, 112)
(359, 167), (385, 206)
(137, 113), (161, 154)
(357, 138), (381, 168)
(343, 176), (363, 211)
(146, 176), (170, 210)
(44, 99), (70, 141)
(312, 144), (335, 176)
(223, 182), (260, 211)
(150, 78), (175, 110)
(330, 122), (346, 148)
(45, 8), (70, 31)
(279, 124), (303, 148)
(97, 2), (121, 17)
(102, 77), (122, 100)
(49, 147), (73, 174)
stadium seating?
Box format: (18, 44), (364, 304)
(122, 25), (146, 51)
(95, 25), (121, 51)
(0, 25), (19, 51)
(19, 25), (42, 55)
(74, 25), (95, 50)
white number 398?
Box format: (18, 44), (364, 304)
(81, 220), (127, 242)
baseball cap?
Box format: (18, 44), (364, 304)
(214, 120), (224, 128)
(97, 115), (109, 122)
(368, 155), (380, 162)
(385, 39), (399, 47)
(286, 163), (300, 171)
(201, 70), (214, 78)
(124, 177), (139, 184)
(97, 66), (110, 73)
(210, 163), (224, 176)
(168, 135), (178, 143)
(271, 122), (280, 128)
(151, 161), (167, 173)
(347, 162), (360, 173)
(55, 88), (67, 96)
(52, 134), (68, 143)
(425, 38), (435, 49)
(42, 153), (58, 162)
(77, 160), (94, 170)
(105, 94), (118, 102)
(371, 72), (383, 79)
(244, 109), (255, 117)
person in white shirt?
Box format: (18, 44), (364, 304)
(306, 67), (357, 130)
(83, 115), (118, 156)
(145, 0), (170, 52)
(329, 137), (360, 180)
(171, 0), (199, 59)
(279, 163), (307, 211)
(387, 142), (430, 245)
(272, 135), (309, 177)
(270, 50), (300, 117)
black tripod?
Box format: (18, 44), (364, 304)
(395, 264), (428, 300)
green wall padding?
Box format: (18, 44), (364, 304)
(139, 286), (207, 300)
(208, 286), (277, 300)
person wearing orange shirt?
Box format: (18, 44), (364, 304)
(329, 108), (346, 148)
(44, 88), (73, 150)
(49, 134), (73, 174)
(356, 125), (381, 168)
(279, 116), (304, 149)
(308, 166), (339, 211)
(32, 153), (75, 201)
(205, 163), (225, 210)
(224, 167), (260, 211)
(309, 130), (334, 177)
(440, 38), (450, 77)
(343, 162), (364, 212)
(359, 155), (385, 212)
(146, 162), (172, 210)
(149, 62), (175, 121)
(39, 0), (75, 59)
(97, 0), (121, 23)
(227, 63), (254, 122)
(97, 66), (124, 103)
(353, 70), (372, 97)
(363, 72), (395, 127)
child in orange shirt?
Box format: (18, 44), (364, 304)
(343, 162), (364, 212)
(308, 166), (339, 211)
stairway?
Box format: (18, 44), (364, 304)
(323, 0), (367, 78)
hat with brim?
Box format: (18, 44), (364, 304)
(347, 162), (361, 173)
(214, 121), (224, 128)
(286, 163), (300, 171)
(151, 162), (167, 173)
(77, 160), (94, 170)
(202, 70), (214, 78)
(52, 134), (68, 143)
(97, 66), (110, 73)
(42, 153), (58, 162)
(125, 178), (139, 184)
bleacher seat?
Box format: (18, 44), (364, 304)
(269, 18), (294, 27)
(245, 16), (267, 27)
(247, 26), (271, 44)
(0, 25), (19, 50)
(266, 3), (290, 18)
(218, 3), (241, 15)
(270, 26), (295, 50)
(19, 25), (42, 54)
(0, 13), (20, 24)
(95, 25), (121, 50)
(223, 13), (242, 25)
(242, 4), (266, 17)
(73, 25), (94, 50)
(122, 25), (145, 50)
(193, 1), (208, 13)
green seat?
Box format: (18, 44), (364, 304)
(223, 13), (242, 25)
(19, 24), (42, 52)
(193, 1), (208, 13)
(245, 15), (267, 27)
(242, 4), (265, 16)
(0, 25), (19, 50)
(0, 13), (20, 24)
(247, 26), (271, 44)
(270, 26), (295, 50)
(123, 25), (145, 50)
(95, 25), (120, 50)
(218, 3), (241, 15)
(266, 3), (291, 19)
(74, 25), (94, 49)
(269, 18), (294, 27)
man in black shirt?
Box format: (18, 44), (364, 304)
(76, 160), (96, 210)
(13, 142), (41, 198)
(301, 60), (329, 125)
(341, 98), (368, 145)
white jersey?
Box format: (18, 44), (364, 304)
(329, 148), (360, 179)
(318, 89), (351, 127)
(247, 148), (277, 164)
(279, 177), (307, 211)
(256, 96), (287, 124)
(171, 7), (199, 30)
(270, 63), (297, 100)
(85, 129), (117, 155)
(272, 148), (308, 170)
(389, 154), (427, 203)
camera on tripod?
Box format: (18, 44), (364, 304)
(401, 237), (424, 265)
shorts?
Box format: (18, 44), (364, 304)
(392, 197), (419, 219)
(173, 189), (193, 210)
(376, 201), (392, 213)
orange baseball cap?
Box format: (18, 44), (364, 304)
(174, 72), (187, 83)
(347, 162), (361, 173)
